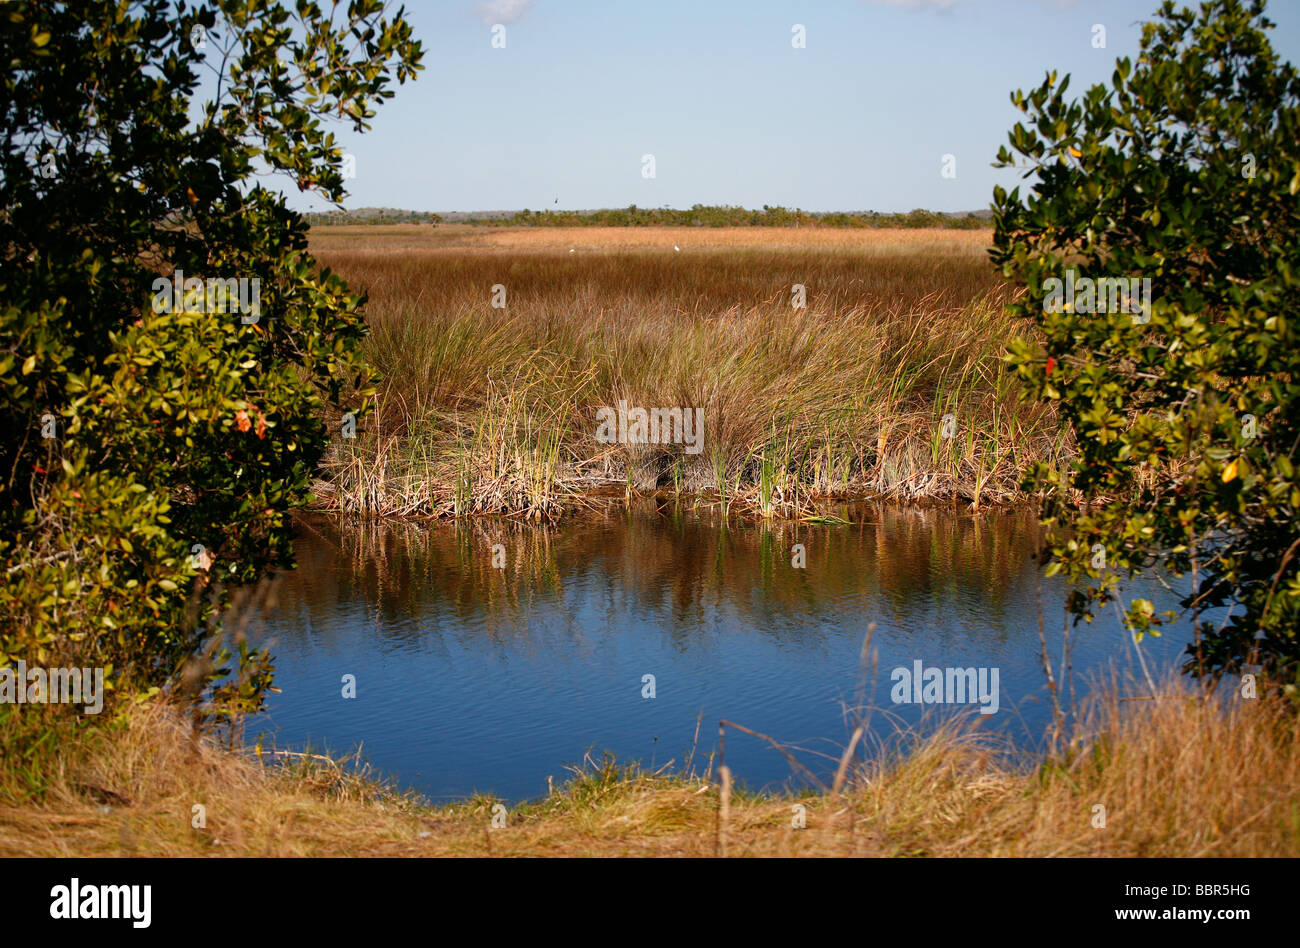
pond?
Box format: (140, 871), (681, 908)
(248, 503), (1191, 802)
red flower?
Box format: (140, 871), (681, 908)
(1045, 356), (1056, 376)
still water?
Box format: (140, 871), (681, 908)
(250, 503), (1190, 802)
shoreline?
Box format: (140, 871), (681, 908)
(4, 679), (1295, 857)
(304, 475), (1047, 522)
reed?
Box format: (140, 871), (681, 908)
(308, 225), (1069, 519)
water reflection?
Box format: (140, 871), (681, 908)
(251, 502), (1189, 802)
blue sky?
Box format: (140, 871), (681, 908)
(289, 0), (1300, 214)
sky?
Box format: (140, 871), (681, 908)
(285, 0), (1300, 215)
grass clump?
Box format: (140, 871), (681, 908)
(310, 226), (1068, 519)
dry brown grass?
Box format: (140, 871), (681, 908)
(308, 225), (1066, 519)
(310, 223), (995, 254)
(3, 676), (1295, 857)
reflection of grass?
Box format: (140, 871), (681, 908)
(309, 226), (1069, 519)
(278, 505), (1044, 635)
(5, 676), (1296, 856)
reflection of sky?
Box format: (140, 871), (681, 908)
(250, 512), (1193, 803)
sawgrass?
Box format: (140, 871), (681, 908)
(308, 226), (1068, 519)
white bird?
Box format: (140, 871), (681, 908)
(569, 248), (575, 253)
(674, 245), (680, 252)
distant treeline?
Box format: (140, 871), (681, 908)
(504, 205), (989, 228)
(306, 207), (445, 225)
(307, 204), (991, 229)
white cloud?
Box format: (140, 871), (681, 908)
(475, 0), (535, 26)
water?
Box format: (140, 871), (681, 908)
(249, 503), (1192, 802)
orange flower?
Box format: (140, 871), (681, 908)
(255, 411), (267, 440)
(235, 409), (251, 432)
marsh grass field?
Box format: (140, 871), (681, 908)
(312, 225), (1068, 519)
